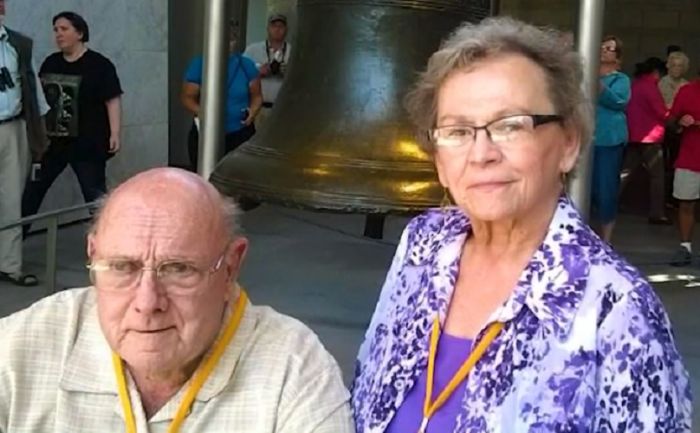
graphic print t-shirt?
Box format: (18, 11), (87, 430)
(40, 50), (123, 157)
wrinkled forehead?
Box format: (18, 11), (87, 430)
(94, 199), (220, 259)
(437, 54), (556, 122)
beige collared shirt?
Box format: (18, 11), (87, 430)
(658, 75), (688, 107)
(0, 288), (355, 433)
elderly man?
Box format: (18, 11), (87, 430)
(0, 168), (354, 432)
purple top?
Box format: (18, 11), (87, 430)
(386, 333), (473, 432)
(352, 196), (692, 432)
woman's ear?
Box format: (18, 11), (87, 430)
(559, 123), (582, 174)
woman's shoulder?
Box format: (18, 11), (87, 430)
(403, 207), (466, 239)
(398, 207), (468, 262)
(40, 51), (64, 68)
(612, 71), (631, 83)
(240, 54), (256, 67)
(83, 49), (117, 69)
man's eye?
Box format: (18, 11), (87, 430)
(160, 262), (197, 276)
(110, 261), (138, 273)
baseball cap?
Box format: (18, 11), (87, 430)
(268, 13), (287, 25)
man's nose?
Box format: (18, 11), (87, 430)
(132, 270), (167, 313)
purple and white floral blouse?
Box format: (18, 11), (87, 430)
(351, 196), (692, 432)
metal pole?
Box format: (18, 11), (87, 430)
(198, 0), (231, 178)
(45, 217), (58, 294)
(490, 0), (501, 16)
(567, 0), (605, 220)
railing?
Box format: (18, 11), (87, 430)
(0, 202), (96, 294)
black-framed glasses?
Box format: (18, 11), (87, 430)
(87, 250), (227, 292)
(429, 114), (563, 148)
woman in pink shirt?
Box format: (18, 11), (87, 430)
(623, 57), (669, 224)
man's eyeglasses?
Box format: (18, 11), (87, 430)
(429, 114), (563, 148)
(87, 251), (227, 292)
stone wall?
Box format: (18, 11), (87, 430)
(500, 0), (700, 76)
(6, 0), (168, 224)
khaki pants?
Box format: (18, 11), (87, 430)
(0, 119), (30, 276)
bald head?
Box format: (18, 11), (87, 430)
(91, 168), (239, 239)
(88, 169), (249, 379)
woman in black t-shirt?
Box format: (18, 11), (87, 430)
(22, 11), (123, 233)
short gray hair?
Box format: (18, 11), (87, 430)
(405, 17), (593, 170)
(87, 193), (242, 238)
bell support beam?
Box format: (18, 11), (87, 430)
(198, 0), (231, 178)
(568, 0), (605, 220)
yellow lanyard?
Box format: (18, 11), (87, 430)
(113, 290), (248, 433)
(419, 318), (504, 433)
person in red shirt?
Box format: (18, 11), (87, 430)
(669, 73), (700, 266)
(622, 57), (669, 224)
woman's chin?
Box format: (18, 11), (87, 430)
(464, 203), (519, 223)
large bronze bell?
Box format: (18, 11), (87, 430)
(210, 0), (492, 214)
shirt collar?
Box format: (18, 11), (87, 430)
(59, 287), (258, 419)
(406, 194), (591, 339)
(0, 26), (7, 40)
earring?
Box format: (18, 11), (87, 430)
(440, 188), (452, 212)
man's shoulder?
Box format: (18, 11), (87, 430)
(4, 27), (32, 42)
(244, 41), (266, 59)
(246, 41), (266, 51)
(0, 288), (94, 353)
(248, 303), (334, 363)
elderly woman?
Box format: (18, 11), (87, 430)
(591, 35), (630, 243)
(350, 18), (692, 432)
(660, 51), (689, 108)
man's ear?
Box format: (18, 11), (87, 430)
(226, 237), (249, 282)
(86, 233), (96, 260)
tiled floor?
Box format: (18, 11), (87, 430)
(1, 205), (698, 427)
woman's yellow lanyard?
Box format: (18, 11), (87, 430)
(418, 318), (504, 433)
(112, 290), (248, 433)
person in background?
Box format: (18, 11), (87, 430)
(0, 0), (50, 287)
(669, 67), (700, 267)
(590, 35), (630, 244)
(244, 14), (291, 128)
(622, 57), (669, 225)
(659, 51), (690, 207)
(659, 51), (689, 107)
(0, 168), (355, 432)
(660, 44), (682, 76)
(182, 21), (261, 171)
(22, 12), (122, 237)
(351, 18), (691, 432)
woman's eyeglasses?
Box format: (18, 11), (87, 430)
(429, 114), (563, 148)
